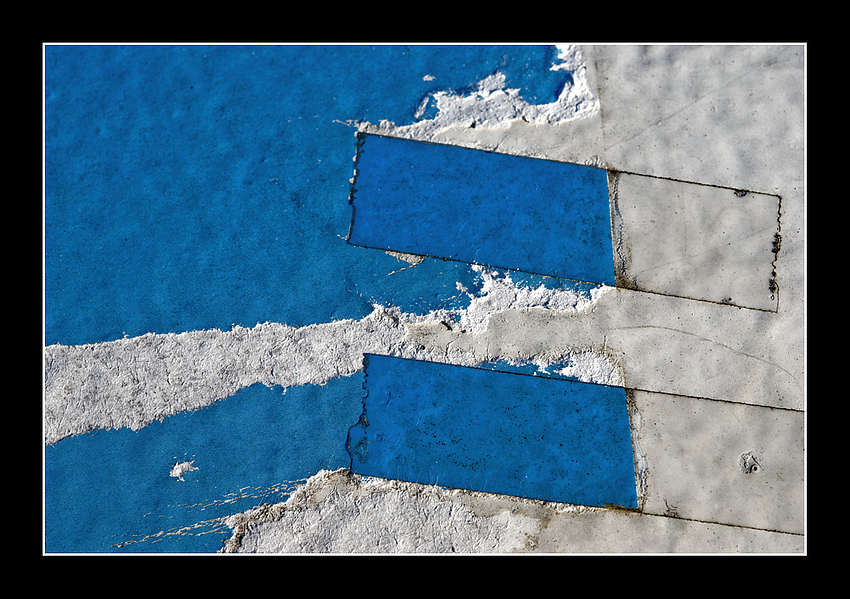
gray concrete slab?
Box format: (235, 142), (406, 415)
(632, 389), (804, 534)
(611, 172), (781, 312)
(405, 287), (803, 409)
(593, 44), (805, 194)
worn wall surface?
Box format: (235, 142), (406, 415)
(44, 44), (805, 554)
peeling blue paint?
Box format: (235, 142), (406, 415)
(45, 378), (363, 553)
(44, 44), (618, 553)
(44, 44), (576, 347)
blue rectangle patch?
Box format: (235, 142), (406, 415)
(348, 134), (616, 286)
(348, 354), (638, 508)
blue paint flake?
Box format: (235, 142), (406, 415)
(348, 134), (616, 286)
(349, 354), (638, 508)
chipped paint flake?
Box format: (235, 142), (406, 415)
(170, 460), (199, 482)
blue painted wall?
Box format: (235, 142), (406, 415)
(44, 45), (574, 347)
(44, 44), (618, 553)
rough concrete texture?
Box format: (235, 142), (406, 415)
(612, 172), (781, 311)
(220, 469), (803, 553)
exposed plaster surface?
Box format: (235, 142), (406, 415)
(44, 267), (616, 446)
(220, 468), (803, 554)
(359, 44), (598, 141)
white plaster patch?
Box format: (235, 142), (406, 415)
(357, 44), (599, 140)
(456, 265), (601, 335)
(219, 469), (586, 553)
(170, 460), (198, 482)
(554, 350), (625, 387)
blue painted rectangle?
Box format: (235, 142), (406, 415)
(348, 354), (637, 508)
(349, 134), (616, 286)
